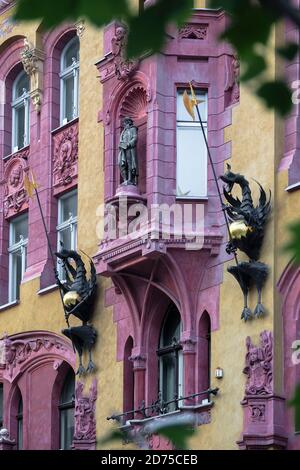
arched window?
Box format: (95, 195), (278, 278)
(59, 369), (75, 450)
(17, 396), (23, 450)
(60, 36), (79, 125)
(11, 70), (30, 152)
(157, 305), (183, 412)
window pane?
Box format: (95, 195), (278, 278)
(161, 354), (176, 411)
(161, 309), (181, 347)
(60, 370), (75, 405)
(14, 73), (29, 99)
(60, 408), (74, 450)
(63, 38), (79, 69)
(177, 89), (207, 122)
(15, 105), (25, 150)
(11, 250), (23, 300)
(176, 126), (207, 198)
(0, 384), (3, 428)
(64, 75), (75, 122)
(59, 227), (72, 251)
(17, 398), (23, 450)
(60, 193), (78, 223)
(12, 216), (28, 244)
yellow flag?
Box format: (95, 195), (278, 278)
(24, 171), (38, 199)
(183, 82), (205, 121)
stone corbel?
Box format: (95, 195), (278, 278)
(75, 19), (86, 38)
(20, 38), (45, 113)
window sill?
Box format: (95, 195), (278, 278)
(37, 284), (59, 296)
(3, 145), (30, 162)
(51, 117), (79, 135)
(0, 300), (19, 312)
(285, 182), (300, 193)
(175, 196), (208, 202)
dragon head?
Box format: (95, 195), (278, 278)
(220, 164), (248, 193)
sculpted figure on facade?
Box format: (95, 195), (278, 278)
(243, 330), (273, 396)
(111, 25), (138, 80)
(73, 379), (97, 441)
(118, 116), (138, 186)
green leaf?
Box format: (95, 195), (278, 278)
(277, 43), (299, 61)
(77, 0), (130, 27)
(256, 80), (292, 116)
(14, 0), (80, 27)
(98, 429), (127, 446)
(289, 384), (300, 432)
(127, 0), (193, 58)
(283, 221), (300, 263)
(240, 53), (266, 82)
(155, 423), (195, 450)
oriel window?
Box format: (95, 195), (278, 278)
(8, 214), (28, 302)
(157, 305), (183, 412)
(176, 89), (208, 198)
(59, 369), (75, 450)
(11, 70), (30, 152)
(60, 36), (80, 125)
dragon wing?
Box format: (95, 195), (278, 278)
(223, 187), (242, 208)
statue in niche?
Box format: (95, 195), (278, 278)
(118, 116), (138, 186)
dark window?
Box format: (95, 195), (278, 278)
(157, 305), (183, 412)
(59, 369), (75, 450)
(17, 396), (23, 450)
(0, 383), (3, 428)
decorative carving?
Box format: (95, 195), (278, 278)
(179, 23), (208, 40)
(225, 54), (240, 107)
(250, 404), (265, 422)
(75, 19), (85, 37)
(1, 334), (68, 379)
(0, 16), (17, 37)
(73, 379), (97, 442)
(243, 331), (273, 396)
(20, 38), (45, 113)
(111, 25), (139, 80)
(220, 165), (271, 321)
(53, 121), (78, 192)
(119, 86), (148, 122)
(0, 428), (15, 450)
(3, 148), (29, 218)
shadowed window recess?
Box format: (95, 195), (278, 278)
(59, 368), (75, 450)
(17, 396), (23, 450)
(60, 36), (80, 125)
(8, 213), (28, 302)
(157, 305), (183, 412)
(56, 190), (78, 280)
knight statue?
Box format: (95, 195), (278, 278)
(118, 116), (138, 186)
(220, 164), (271, 321)
(55, 248), (97, 375)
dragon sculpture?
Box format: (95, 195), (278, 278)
(220, 164), (271, 321)
(55, 248), (97, 375)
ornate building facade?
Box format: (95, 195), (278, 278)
(0, 0), (299, 450)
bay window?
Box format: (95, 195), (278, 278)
(60, 36), (80, 125)
(176, 89), (208, 198)
(8, 214), (28, 302)
(11, 71), (30, 152)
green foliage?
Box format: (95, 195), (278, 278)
(284, 221), (300, 264)
(152, 422), (195, 450)
(257, 81), (292, 116)
(289, 384), (300, 432)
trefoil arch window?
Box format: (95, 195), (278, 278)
(11, 70), (30, 152)
(60, 36), (80, 125)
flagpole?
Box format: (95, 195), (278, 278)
(33, 186), (72, 329)
(192, 91), (240, 268)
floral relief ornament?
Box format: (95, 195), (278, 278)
(74, 379), (97, 441)
(53, 123), (78, 187)
(3, 149), (29, 217)
(243, 330), (273, 396)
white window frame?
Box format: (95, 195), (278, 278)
(176, 89), (208, 199)
(8, 214), (28, 302)
(56, 191), (78, 279)
(60, 37), (80, 126)
(11, 71), (30, 153)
